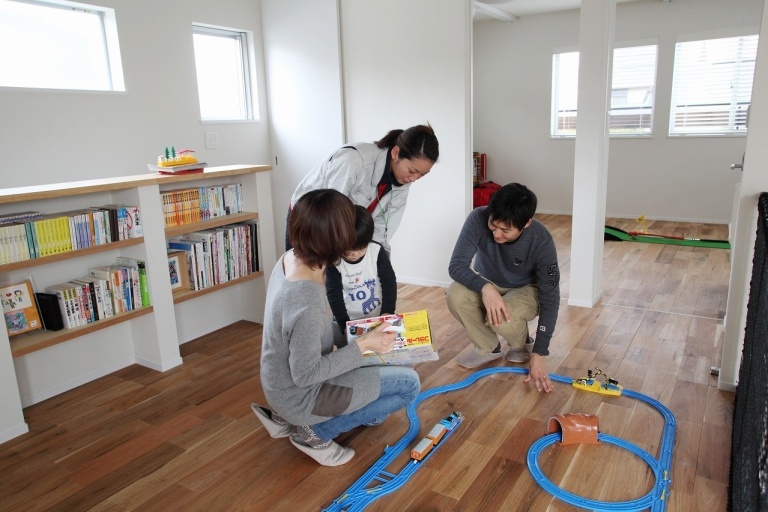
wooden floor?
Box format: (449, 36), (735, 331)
(0, 215), (734, 511)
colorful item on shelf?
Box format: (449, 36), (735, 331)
(150, 147), (207, 174)
(157, 147), (198, 167)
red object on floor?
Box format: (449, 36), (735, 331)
(473, 181), (501, 208)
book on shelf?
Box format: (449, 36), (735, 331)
(166, 221), (259, 291)
(160, 184), (243, 228)
(148, 162), (208, 174)
(88, 265), (136, 315)
(70, 277), (109, 321)
(1, 278), (43, 336)
(0, 205), (143, 264)
(167, 238), (202, 291)
(0, 211), (43, 225)
(0, 222), (31, 264)
(86, 208), (113, 245)
(45, 282), (81, 329)
(166, 250), (191, 293)
(242, 219), (262, 273)
(179, 231), (216, 287)
(0, 213), (41, 264)
(70, 280), (95, 324)
(31, 213), (71, 257)
(34, 292), (64, 331)
(64, 209), (100, 250)
(99, 204), (143, 240)
(114, 257), (150, 307)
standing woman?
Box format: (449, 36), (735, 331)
(287, 124), (439, 253)
(254, 189), (421, 466)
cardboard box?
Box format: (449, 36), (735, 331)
(346, 310), (439, 366)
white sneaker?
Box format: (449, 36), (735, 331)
(290, 426), (355, 466)
(250, 404), (291, 438)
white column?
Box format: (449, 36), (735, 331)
(0, 332), (28, 443)
(719, 0), (768, 391)
(131, 184), (182, 371)
(568, 0), (616, 308)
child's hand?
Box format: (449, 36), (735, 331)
(382, 324), (405, 333)
(356, 322), (398, 354)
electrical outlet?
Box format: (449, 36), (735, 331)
(205, 131), (219, 149)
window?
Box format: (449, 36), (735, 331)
(552, 51), (579, 137)
(551, 44), (658, 137)
(192, 24), (256, 121)
(0, 0), (124, 91)
(669, 34), (758, 136)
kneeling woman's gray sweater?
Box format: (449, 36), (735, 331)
(260, 253), (380, 426)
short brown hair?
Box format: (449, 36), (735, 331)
(290, 189), (356, 269)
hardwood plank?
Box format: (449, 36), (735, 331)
(55, 443), (185, 511)
(453, 455), (527, 512)
(697, 423), (731, 483)
(0, 215), (736, 512)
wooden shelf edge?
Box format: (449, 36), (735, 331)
(11, 306), (154, 358)
(164, 212), (258, 238)
(0, 165), (272, 205)
(0, 238), (144, 273)
(172, 272), (263, 304)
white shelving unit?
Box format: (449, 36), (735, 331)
(0, 165), (276, 444)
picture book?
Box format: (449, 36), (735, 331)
(1, 279), (43, 336)
(346, 310), (438, 366)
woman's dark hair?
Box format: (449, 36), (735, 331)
(351, 205), (375, 251)
(487, 183), (538, 230)
(290, 189), (356, 269)
(376, 123), (439, 163)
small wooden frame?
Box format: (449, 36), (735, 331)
(167, 251), (190, 293)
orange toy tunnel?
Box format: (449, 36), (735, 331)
(547, 413), (600, 445)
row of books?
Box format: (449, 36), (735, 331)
(167, 220), (261, 291)
(0, 205), (143, 265)
(42, 258), (150, 330)
(161, 184), (244, 228)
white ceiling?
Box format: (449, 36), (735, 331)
(473, 0), (652, 21)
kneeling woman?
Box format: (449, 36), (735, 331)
(253, 189), (420, 466)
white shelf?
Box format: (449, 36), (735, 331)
(0, 165), (276, 444)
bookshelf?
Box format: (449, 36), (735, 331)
(0, 165), (275, 444)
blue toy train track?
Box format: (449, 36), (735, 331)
(323, 368), (676, 512)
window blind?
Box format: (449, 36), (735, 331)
(551, 45), (658, 137)
(669, 34), (758, 136)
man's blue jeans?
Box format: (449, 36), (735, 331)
(311, 365), (420, 441)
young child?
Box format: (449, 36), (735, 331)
(326, 205), (397, 344)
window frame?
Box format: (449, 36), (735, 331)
(0, 0), (125, 92)
(550, 40), (659, 139)
(668, 30), (759, 137)
(192, 23), (258, 122)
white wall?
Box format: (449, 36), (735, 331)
(261, 0), (345, 259)
(473, 0), (762, 223)
(720, 0), (768, 390)
(0, 0), (274, 424)
(341, 0), (473, 287)
(0, 0), (272, 187)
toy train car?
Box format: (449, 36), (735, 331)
(410, 411), (464, 461)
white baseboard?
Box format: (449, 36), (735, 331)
(567, 297), (597, 308)
(21, 357), (137, 407)
(0, 423), (29, 444)
(717, 379), (737, 393)
(178, 315), (242, 344)
(396, 276), (450, 288)
(135, 356), (183, 372)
